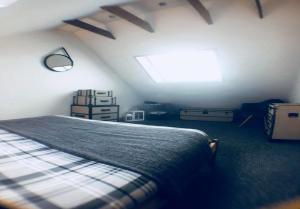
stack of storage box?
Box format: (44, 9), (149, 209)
(71, 89), (119, 121)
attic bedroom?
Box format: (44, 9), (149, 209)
(0, 0), (300, 209)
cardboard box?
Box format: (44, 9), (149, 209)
(266, 103), (300, 140)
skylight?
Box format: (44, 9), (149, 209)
(136, 50), (222, 83)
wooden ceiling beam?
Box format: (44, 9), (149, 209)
(255, 0), (264, 19)
(101, 6), (154, 33)
(187, 0), (213, 25)
(64, 19), (116, 40)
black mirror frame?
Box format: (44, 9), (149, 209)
(44, 47), (74, 72)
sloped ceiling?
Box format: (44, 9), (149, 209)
(67, 0), (300, 108)
(0, 0), (135, 38)
(2, 0), (300, 108)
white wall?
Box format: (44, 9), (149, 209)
(0, 30), (143, 120)
(289, 70), (300, 103)
(73, 0), (300, 108)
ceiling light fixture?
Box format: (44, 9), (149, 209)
(0, 0), (19, 8)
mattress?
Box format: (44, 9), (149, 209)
(0, 129), (157, 209)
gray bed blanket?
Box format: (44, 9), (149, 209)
(0, 116), (213, 199)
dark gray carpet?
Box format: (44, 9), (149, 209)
(135, 120), (300, 209)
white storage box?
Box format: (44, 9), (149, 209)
(265, 103), (300, 140)
(71, 113), (89, 119)
(73, 96), (116, 106)
(71, 105), (119, 122)
(77, 90), (113, 97)
(71, 105), (119, 114)
(180, 108), (234, 122)
(93, 113), (119, 121)
(71, 113), (118, 121)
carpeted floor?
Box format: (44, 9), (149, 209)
(137, 119), (300, 209)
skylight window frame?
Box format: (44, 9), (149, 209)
(135, 49), (223, 84)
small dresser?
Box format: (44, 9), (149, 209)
(71, 89), (119, 122)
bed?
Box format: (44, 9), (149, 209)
(0, 116), (217, 209)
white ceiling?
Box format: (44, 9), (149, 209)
(70, 0), (300, 108)
(0, 0), (136, 38)
(92, 0), (188, 24)
(0, 0), (207, 37)
(2, 0), (300, 108)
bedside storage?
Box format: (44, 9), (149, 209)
(71, 89), (119, 122)
(265, 103), (300, 140)
(71, 105), (119, 122)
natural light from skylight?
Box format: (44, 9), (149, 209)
(136, 50), (222, 83)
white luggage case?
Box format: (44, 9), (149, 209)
(77, 89), (113, 97)
(73, 96), (116, 106)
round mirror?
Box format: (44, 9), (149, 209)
(44, 54), (73, 72)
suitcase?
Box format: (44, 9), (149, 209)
(265, 103), (300, 140)
(71, 113), (118, 121)
(71, 105), (119, 122)
(71, 113), (89, 119)
(73, 96), (116, 106)
(77, 89), (113, 97)
(92, 113), (118, 121)
(180, 108), (233, 122)
(71, 105), (119, 114)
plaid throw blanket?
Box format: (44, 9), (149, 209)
(0, 116), (212, 200)
(0, 129), (157, 209)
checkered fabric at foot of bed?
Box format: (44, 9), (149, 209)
(0, 129), (157, 209)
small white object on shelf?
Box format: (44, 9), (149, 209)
(125, 111), (145, 122)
